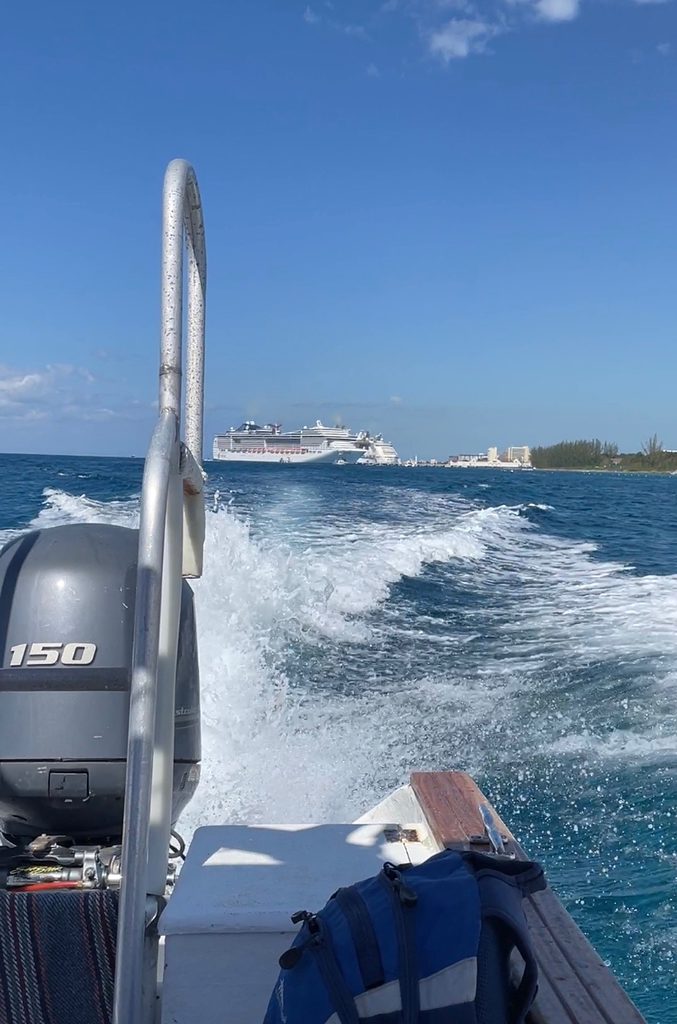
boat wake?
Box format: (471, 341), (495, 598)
(7, 485), (677, 826)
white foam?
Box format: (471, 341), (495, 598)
(552, 727), (677, 760)
(183, 501), (495, 827)
(0, 488), (139, 547)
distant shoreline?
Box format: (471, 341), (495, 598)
(536, 466), (677, 476)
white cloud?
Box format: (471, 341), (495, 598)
(0, 363), (144, 423)
(534, 0), (580, 22)
(0, 370), (50, 406)
(366, 62), (381, 76)
(60, 404), (119, 422)
(429, 18), (500, 59)
(390, 395), (403, 405)
(0, 365), (80, 419)
(307, 0), (663, 65)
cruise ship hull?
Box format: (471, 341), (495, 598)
(212, 446), (362, 465)
(357, 440), (400, 466)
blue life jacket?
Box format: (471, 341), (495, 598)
(264, 849), (545, 1024)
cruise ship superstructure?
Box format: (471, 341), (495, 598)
(212, 420), (365, 464)
(357, 433), (400, 466)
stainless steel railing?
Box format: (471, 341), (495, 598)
(113, 159), (207, 1024)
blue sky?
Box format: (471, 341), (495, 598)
(0, 0), (675, 460)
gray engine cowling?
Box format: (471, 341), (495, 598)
(0, 523), (201, 843)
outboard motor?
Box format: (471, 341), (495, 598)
(0, 523), (200, 854)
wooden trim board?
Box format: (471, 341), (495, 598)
(410, 772), (646, 1024)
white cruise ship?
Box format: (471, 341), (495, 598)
(212, 420), (365, 464)
(357, 433), (400, 466)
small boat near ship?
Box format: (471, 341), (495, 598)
(0, 161), (647, 1024)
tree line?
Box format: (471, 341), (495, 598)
(530, 435), (677, 471)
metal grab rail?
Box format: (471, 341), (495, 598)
(113, 160), (207, 1024)
(161, 160), (207, 462)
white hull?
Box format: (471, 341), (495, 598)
(357, 446), (400, 466)
(161, 783), (438, 1024)
(357, 437), (400, 466)
(212, 446), (360, 465)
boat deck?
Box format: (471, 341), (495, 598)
(411, 772), (646, 1024)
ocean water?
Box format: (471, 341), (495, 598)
(1, 453), (676, 1022)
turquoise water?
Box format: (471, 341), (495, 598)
(1, 454), (676, 1021)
